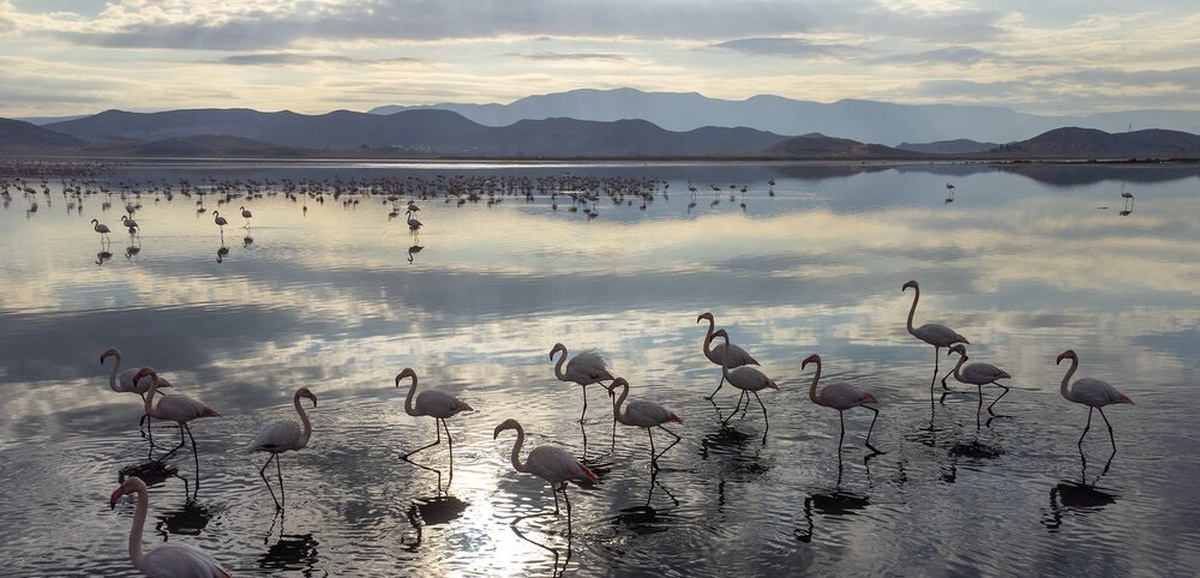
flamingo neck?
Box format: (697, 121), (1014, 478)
(127, 486), (148, 571)
(295, 392), (313, 445)
(506, 425), (528, 473)
(611, 381), (630, 424)
(906, 286), (919, 334)
(552, 349), (568, 381)
(807, 360), (822, 404)
(105, 353), (121, 392)
(143, 377), (159, 418)
(952, 354), (967, 381)
(1060, 357), (1078, 401)
(403, 376), (419, 417)
(719, 337), (733, 378)
(700, 317), (716, 355)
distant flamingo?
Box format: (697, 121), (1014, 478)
(947, 344), (1012, 416)
(109, 476), (232, 578)
(550, 342), (615, 422)
(406, 210), (422, 233)
(696, 311), (760, 399)
(121, 215), (139, 236)
(395, 367), (474, 460)
(212, 211), (228, 233)
(134, 367), (220, 463)
(606, 377), (682, 469)
(247, 386), (317, 509)
(239, 205), (252, 227)
(802, 354), (881, 453)
(711, 329), (778, 434)
(91, 218), (111, 243)
(493, 418), (598, 527)
(903, 279), (969, 401)
(1057, 350), (1134, 451)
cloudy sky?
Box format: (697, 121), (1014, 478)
(1, 0), (1197, 119)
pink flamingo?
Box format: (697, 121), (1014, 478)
(711, 329), (778, 434)
(395, 367), (474, 460)
(493, 418), (598, 527)
(247, 386), (317, 510)
(606, 377), (682, 469)
(801, 354), (881, 453)
(109, 476), (231, 577)
(947, 344), (1012, 416)
(549, 342), (615, 422)
(903, 280), (969, 401)
(1057, 350), (1134, 451)
(101, 347), (173, 401)
(134, 367), (220, 463)
(696, 311), (760, 399)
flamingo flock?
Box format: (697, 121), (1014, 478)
(97, 279), (1135, 577)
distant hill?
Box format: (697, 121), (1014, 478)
(992, 127), (1200, 159)
(0, 118), (84, 149)
(763, 133), (923, 159)
(898, 139), (999, 155)
(368, 87), (1200, 146)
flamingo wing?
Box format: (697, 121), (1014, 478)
(141, 543), (232, 578)
(415, 389), (473, 418)
(154, 394), (219, 423)
(625, 399), (681, 427)
(526, 446), (598, 484)
(818, 382), (876, 410)
(962, 362), (1010, 385)
(726, 365), (777, 392)
(566, 350), (613, 383)
(1070, 377), (1132, 407)
(913, 323), (968, 347)
(709, 341), (759, 368)
(248, 419), (305, 453)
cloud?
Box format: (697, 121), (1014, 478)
(518, 52), (628, 63)
(875, 46), (1007, 66)
(217, 53), (420, 66)
(714, 37), (861, 59)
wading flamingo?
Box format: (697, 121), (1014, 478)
(247, 386), (317, 510)
(1057, 350), (1133, 451)
(92, 218), (111, 243)
(712, 329), (778, 435)
(101, 347), (173, 401)
(550, 342), (615, 422)
(212, 211), (228, 233)
(903, 280), (969, 401)
(801, 354), (881, 453)
(606, 377), (682, 469)
(395, 367), (474, 460)
(134, 367), (220, 464)
(696, 311), (760, 399)
(494, 418), (598, 528)
(947, 344), (1012, 416)
(109, 476), (231, 578)
(239, 205), (252, 227)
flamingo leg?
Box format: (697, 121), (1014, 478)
(259, 452), (282, 509)
(977, 384), (984, 416)
(1079, 407), (1095, 446)
(158, 423), (187, 461)
(578, 385), (589, 423)
(654, 425), (681, 464)
(837, 411), (847, 448)
(1097, 407), (1117, 452)
(705, 375), (726, 400)
(752, 391), (769, 434)
(561, 484), (573, 533)
(987, 383), (1010, 416)
(403, 419), (444, 459)
(275, 451), (286, 508)
(863, 406), (882, 454)
(647, 428), (657, 468)
(722, 391), (748, 425)
(549, 483), (562, 516)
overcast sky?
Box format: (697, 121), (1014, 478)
(1, 0), (1197, 118)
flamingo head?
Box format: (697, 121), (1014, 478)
(493, 418), (521, 439)
(948, 344), (968, 357)
(801, 353), (820, 370)
(605, 377), (629, 395)
(711, 328), (730, 343)
(902, 279), (918, 292)
(90, 218), (99, 225)
(549, 342), (567, 360)
(394, 368), (417, 387)
(297, 386), (317, 407)
(110, 477), (143, 510)
(1056, 350), (1077, 365)
(132, 366), (158, 388)
(100, 347), (119, 363)
(696, 311), (714, 324)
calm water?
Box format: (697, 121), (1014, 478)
(2, 160), (1199, 577)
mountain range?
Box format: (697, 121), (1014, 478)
(3, 88), (1200, 160)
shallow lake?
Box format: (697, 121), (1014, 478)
(1, 159), (1199, 577)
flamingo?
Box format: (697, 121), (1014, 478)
(549, 342), (615, 422)
(493, 418), (598, 526)
(606, 377), (682, 469)
(394, 367), (474, 460)
(801, 354), (881, 453)
(212, 211), (228, 231)
(247, 386), (317, 510)
(1056, 350), (1134, 451)
(406, 210), (422, 233)
(134, 367), (220, 463)
(239, 205), (252, 227)
(696, 311), (760, 399)
(711, 329), (778, 434)
(947, 344), (1012, 416)
(109, 476), (231, 578)
(91, 218), (111, 243)
(902, 279), (969, 401)
(121, 215), (139, 236)
(101, 347), (173, 401)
